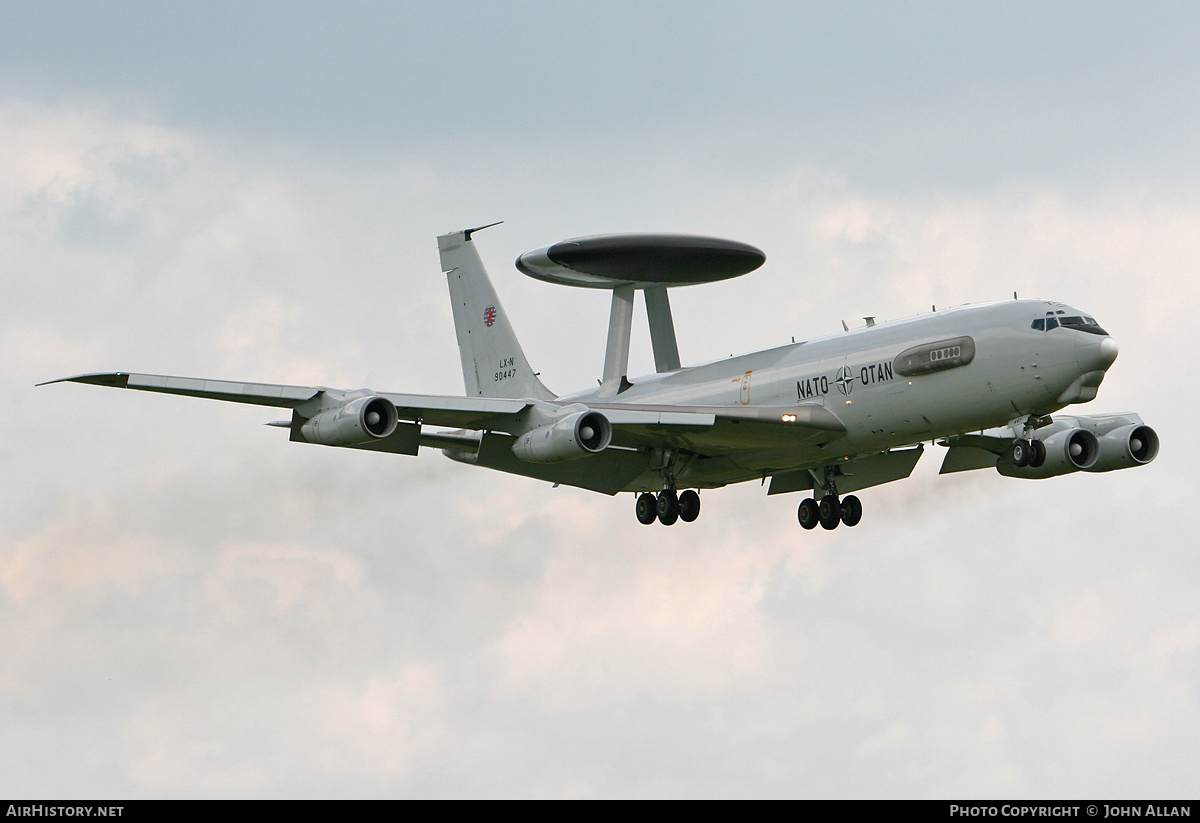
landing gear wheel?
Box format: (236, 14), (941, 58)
(1009, 438), (1031, 467)
(798, 498), (819, 530)
(678, 490), (701, 522)
(840, 495), (862, 527)
(818, 495), (842, 530)
(635, 493), (657, 525)
(656, 489), (679, 526)
(1029, 439), (1046, 468)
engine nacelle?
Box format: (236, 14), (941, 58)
(997, 428), (1099, 479)
(1085, 424), (1159, 473)
(512, 410), (612, 463)
(300, 395), (398, 446)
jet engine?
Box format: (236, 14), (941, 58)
(300, 395), (398, 446)
(1086, 424), (1159, 473)
(997, 428), (1099, 479)
(512, 410), (612, 463)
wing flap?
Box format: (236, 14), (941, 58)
(459, 432), (649, 495)
(593, 402), (845, 453)
(324, 421), (422, 455)
(768, 446), (924, 496)
(380, 392), (528, 430)
(937, 432), (1011, 475)
(939, 445), (1000, 474)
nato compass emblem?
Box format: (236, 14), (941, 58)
(484, 305), (497, 327)
(835, 365), (855, 395)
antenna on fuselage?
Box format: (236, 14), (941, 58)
(514, 233), (766, 396)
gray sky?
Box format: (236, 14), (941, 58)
(2, 1), (1197, 798)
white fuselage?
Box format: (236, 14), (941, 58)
(560, 299), (1116, 490)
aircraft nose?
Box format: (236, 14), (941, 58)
(1077, 334), (1119, 372)
(1100, 336), (1119, 366)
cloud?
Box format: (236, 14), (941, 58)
(1, 79), (1197, 798)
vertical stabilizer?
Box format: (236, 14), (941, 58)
(439, 227), (555, 400)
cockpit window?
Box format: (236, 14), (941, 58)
(1058, 316), (1108, 335)
(1035, 312), (1108, 335)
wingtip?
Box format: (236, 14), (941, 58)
(36, 372), (132, 388)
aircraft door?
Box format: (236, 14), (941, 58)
(740, 371), (752, 405)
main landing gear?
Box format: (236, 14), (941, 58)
(797, 465), (862, 530)
(636, 489), (701, 526)
(1008, 437), (1046, 468)
(1008, 415), (1051, 468)
(797, 494), (862, 530)
(636, 449), (702, 526)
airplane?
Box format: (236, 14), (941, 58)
(41, 223), (1159, 530)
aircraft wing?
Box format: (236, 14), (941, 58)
(41, 372), (530, 430)
(42, 372), (848, 493)
(40, 371), (320, 406)
(42, 372), (844, 444)
(936, 413), (1154, 476)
